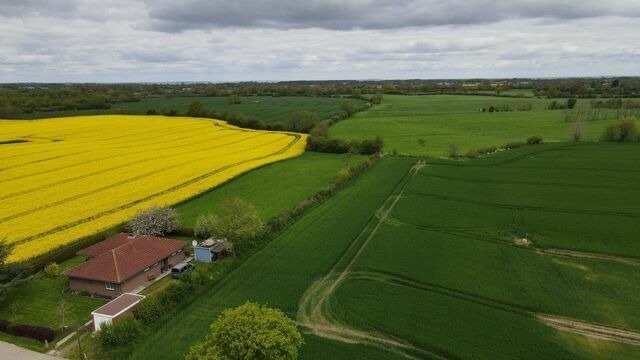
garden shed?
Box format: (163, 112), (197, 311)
(194, 238), (228, 263)
(91, 293), (145, 332)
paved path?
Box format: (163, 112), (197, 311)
(0, 341), (61, 360)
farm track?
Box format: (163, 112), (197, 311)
(297, 161), (443, 360)
(537, 315), (640, 345)
(9, 133), (302, 246)
(348, 270), (640, 346)
(390, 216), (640, 268)
(537, 248), (640, 266)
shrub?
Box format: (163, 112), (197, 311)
(9, 324), (56, 343)
(526, 135), (543, 145)
(572, 120), (585, 141)
(0, 319), (9, 332)
(99, 316), (141, 347)
(504, 141), (525, 149)
(129, 206), (179, 236)
(43, 262), (60, 277)
(466, 149), (480, 158)
(194, 213), (217, 239)
(133, 297), (165, 325)
(477, 146), (497, 154)
(448, 143), (459, 158)
(157, 282), (188, 308)
(601, 117), (639, 142)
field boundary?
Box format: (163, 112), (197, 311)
(296, 161), (442, 359)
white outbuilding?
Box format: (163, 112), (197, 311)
(91, 293), (145, 332)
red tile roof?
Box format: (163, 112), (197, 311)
(78, 233), (132, 257)
(65, 234), (186, 283)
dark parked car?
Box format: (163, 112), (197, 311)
(171, 262), (195, 278)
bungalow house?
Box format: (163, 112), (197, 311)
(64, 233), (186, 298)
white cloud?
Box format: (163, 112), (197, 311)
(0, 1), (638, 82)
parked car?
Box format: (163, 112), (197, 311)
(171, 262), (195, 278)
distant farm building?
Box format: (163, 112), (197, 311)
(194, 238), (228, 263)
(91, 293), (145, 331)
(65, 233), (186, 298)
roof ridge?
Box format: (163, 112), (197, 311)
(112, 237), (136, 252)
(112, 249), (121, 282)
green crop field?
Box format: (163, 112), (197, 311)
(21, 96), (365, 125)
(330, 95), (623, 156)
(131, 143), (640, 360)
(129, 158), (416, 360)
(176, 152), (367, 225)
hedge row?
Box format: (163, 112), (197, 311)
(465, 136), (543, 159)
(0, 319), (56, 343)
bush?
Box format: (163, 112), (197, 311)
(0, 319), (9, 332)
(133, 297), (165, 325)
(466, 149), (480, 158)
(526, 135), (543, 145)
(99, 316), (141, 347)
(504, 141), (525, 149)
(44, 262), (60, 277)
(601, 117), (639, 142)
(448, 143), (459, 158)
(194, 213), (217, 239)
(9, 323), (56, 343)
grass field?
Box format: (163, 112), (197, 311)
(330, 95), (617, 156)
(176, 152), (366, 225)
(0, 115), (304, 262)
(131, 143), (640, 359)
(0, 256), (106, 329)
(21, 96), (366, 125)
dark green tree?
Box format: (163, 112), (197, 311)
(185, 302), (303, 360)
(187, 100), (206, 117)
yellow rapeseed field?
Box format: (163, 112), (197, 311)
(0, 115), (306, 262)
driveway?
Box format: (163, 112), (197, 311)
(0, 341), (62, 360)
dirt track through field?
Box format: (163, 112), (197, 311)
(537, 315), (640, 345)
(537, 248), (640, 266)
(297, 161), (444, 360)
(298, 159), (640, 356)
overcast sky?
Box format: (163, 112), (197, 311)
(1, 0), (639, 82)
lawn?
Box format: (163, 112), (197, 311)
(0, 256), (107, 330)
(176, 152), (367, 225)
(20, 96), (366, 125)
(330, 94), (618, 156)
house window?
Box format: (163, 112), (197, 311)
(105, 282), (116, 290)
(144, 267), (150, 272)
(171, 252), (177, 256)
(178, 249), (182, 253)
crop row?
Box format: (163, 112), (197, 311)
(0, 116), (305, 262)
